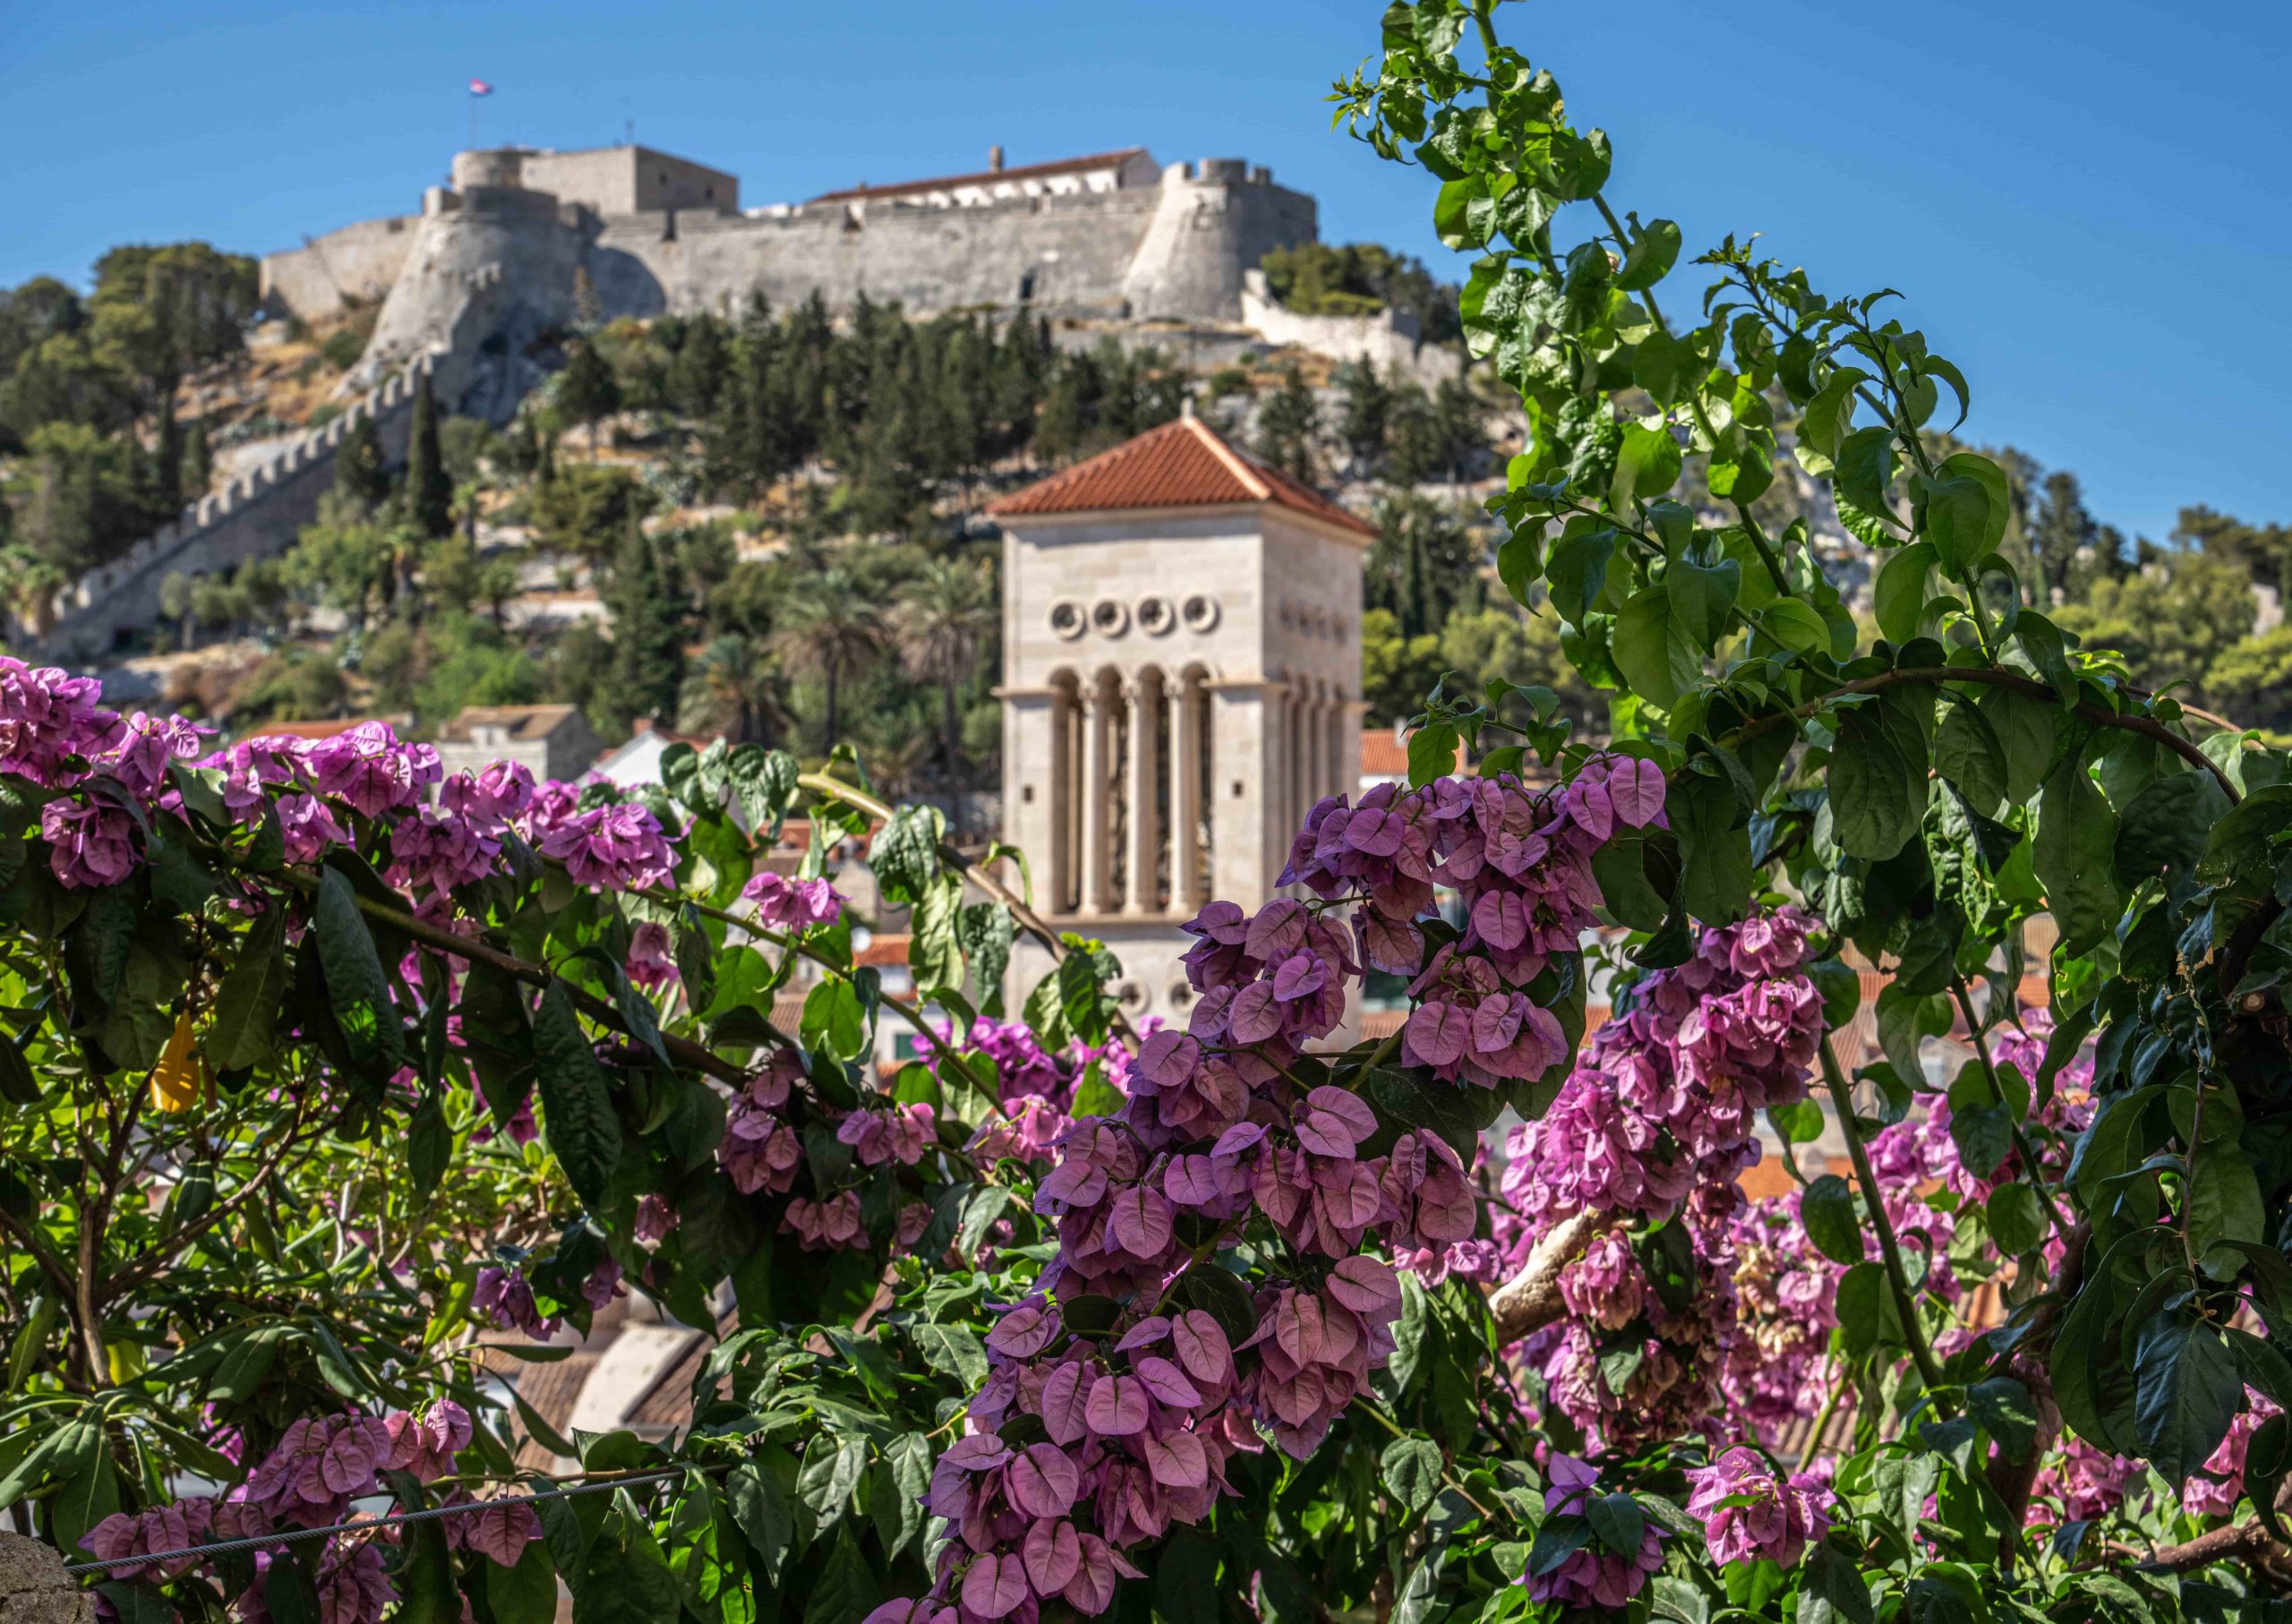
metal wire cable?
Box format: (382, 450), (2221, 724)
(63, 1463), (728, 1576)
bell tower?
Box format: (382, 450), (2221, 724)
(990, 415), (1373, 1024)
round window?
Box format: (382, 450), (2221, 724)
(1181, 595), (1219, 633)
(1048, 600), (1085, 640)
(1137, 595), (1176, 636)
(1091, 599), (1130, 637)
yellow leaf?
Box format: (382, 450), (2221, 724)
(150, 1012), (204, 1114)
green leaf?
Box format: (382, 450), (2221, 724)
(2186, 1139), (2266, 1273)
(42, 1415), (118, 1558)
(1798, 369), (1869, 464)
(1668, 774), (1751, 926)
(1156, 1529), (1220, 1624)
(1380, 1436), (1443, 1514)
(311, 868), (401, 1080)
(1590, 833), (1669, 932)
(1933, 697), (2009, 817)
(1614, 218), (1681, 291)
(1829, 690), (1930, 860)
(1835, 1261), (1905, 1360)
(207, 906), (290, 1071)
(1935, 452), (2009, 561)
(1985, 1184), (2046, 1255)
(870, 1432), (931, 1560)
(1666, 552), (1740, 648)
(1545, 527), (1617, 627)
(1968, 1377), (2040, 1463)
(1612, 586), (1701, 710)
(2134, 1312), (2242, 1486)
(796, 1435), (868, 1520)
(2033, 741), (2121, 958)
(1407, 721), (1459, 788)
(486, 1539), (560, 1624)
(1978, 686), (2058, 807)
(1798, 1543), (1876, 1624)
(728, 1458), (796, 1583)
(1872, 542), (1936, 646)
(1759, 597), (1829, 654)
(2114, 770), (2232, 890)
(1800, 1175), (1864, 1266)
(909, 875), (965, 995)
(1922, 473), (1993, 577)
(1834, 426), (1898, 519)
(869, 806), (943, 906)
(533, 979), (624, 1206)
(801, 979), (868, 1062)
(912, 1322), (989, 1388)
(800, 1526), (878, 1624)
(1611, 423), (1683, 509)
(1587, 1492), (1645, 1557)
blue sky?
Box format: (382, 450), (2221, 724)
(4, 0), (2285, 543)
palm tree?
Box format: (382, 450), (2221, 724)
(770, 566), (881, 751)
(679, 633), (787, 745)
(889, 556), (996, 809)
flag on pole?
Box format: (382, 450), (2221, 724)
(468, 79), (494, 96)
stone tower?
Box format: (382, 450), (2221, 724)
(990, 415), (1373, 1026)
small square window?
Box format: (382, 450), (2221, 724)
(1232, 781), (1244, 798)
(1022, 785), (1035, 803)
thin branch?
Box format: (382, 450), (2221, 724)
(1818, 1033), (1949, 1400)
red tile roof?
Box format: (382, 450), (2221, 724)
(237, 716), (403, 741)
(813, 148), (1149, 204)
(988, 415), (1379, 542)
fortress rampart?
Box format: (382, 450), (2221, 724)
(47, 142), (1435, 657)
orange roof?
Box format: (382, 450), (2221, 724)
(989, 415), (1378, 542)
(853, 934), (911, 970)
(239, 716), (399, 740)
(812, 148), (1148, 204)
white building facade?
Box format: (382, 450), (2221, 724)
(992, 415), (1373, 1025)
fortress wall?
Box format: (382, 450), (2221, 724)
(353, 194), (588, 393)
(1121, 165), (1317, 321)
(37, 360), (432, 661)
(594, 187), (1163, 320)
(260, 216), (421, 319)
(1237, 270), (1460, 384)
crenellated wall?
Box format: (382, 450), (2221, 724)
(34, 267), (509, 662)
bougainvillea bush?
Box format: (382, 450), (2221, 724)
(8, 4), (2292, 1623)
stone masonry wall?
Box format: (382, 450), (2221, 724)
(259, 215), (422, 321)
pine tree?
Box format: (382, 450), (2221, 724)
(1255, 363), (1321, 482)
(404, 367), (451, 538)
(557, 339), (620, 459)
(180, 414), (211, 500)
(1336, 361), (1393, 477)
(333, 411), (389, 509)
(603, 511), (686, 729)
(573, 265), (603, 329)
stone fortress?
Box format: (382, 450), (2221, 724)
(38, 140), (1444, 660)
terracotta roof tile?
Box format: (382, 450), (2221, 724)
(440, 704), (583, 742)
(813, 149), (1149, 204)
(989, 416), (1378, 541)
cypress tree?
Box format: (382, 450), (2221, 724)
(333, 411), (389, 509)
(604, 510), (686, 728)
(405, 367), (451, 538)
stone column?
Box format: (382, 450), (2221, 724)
(1080, 675), (1112, 915)
(1265, 680), (1290, 878)
(1124, 672), (1162, 915)
(1304, 688), (1328, 813)
(1169, 673), (1204, 912)
(1325, 691), (1350, 807)
(1047, 682), (1074, 914)
(1287, 683), (1311, 842)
